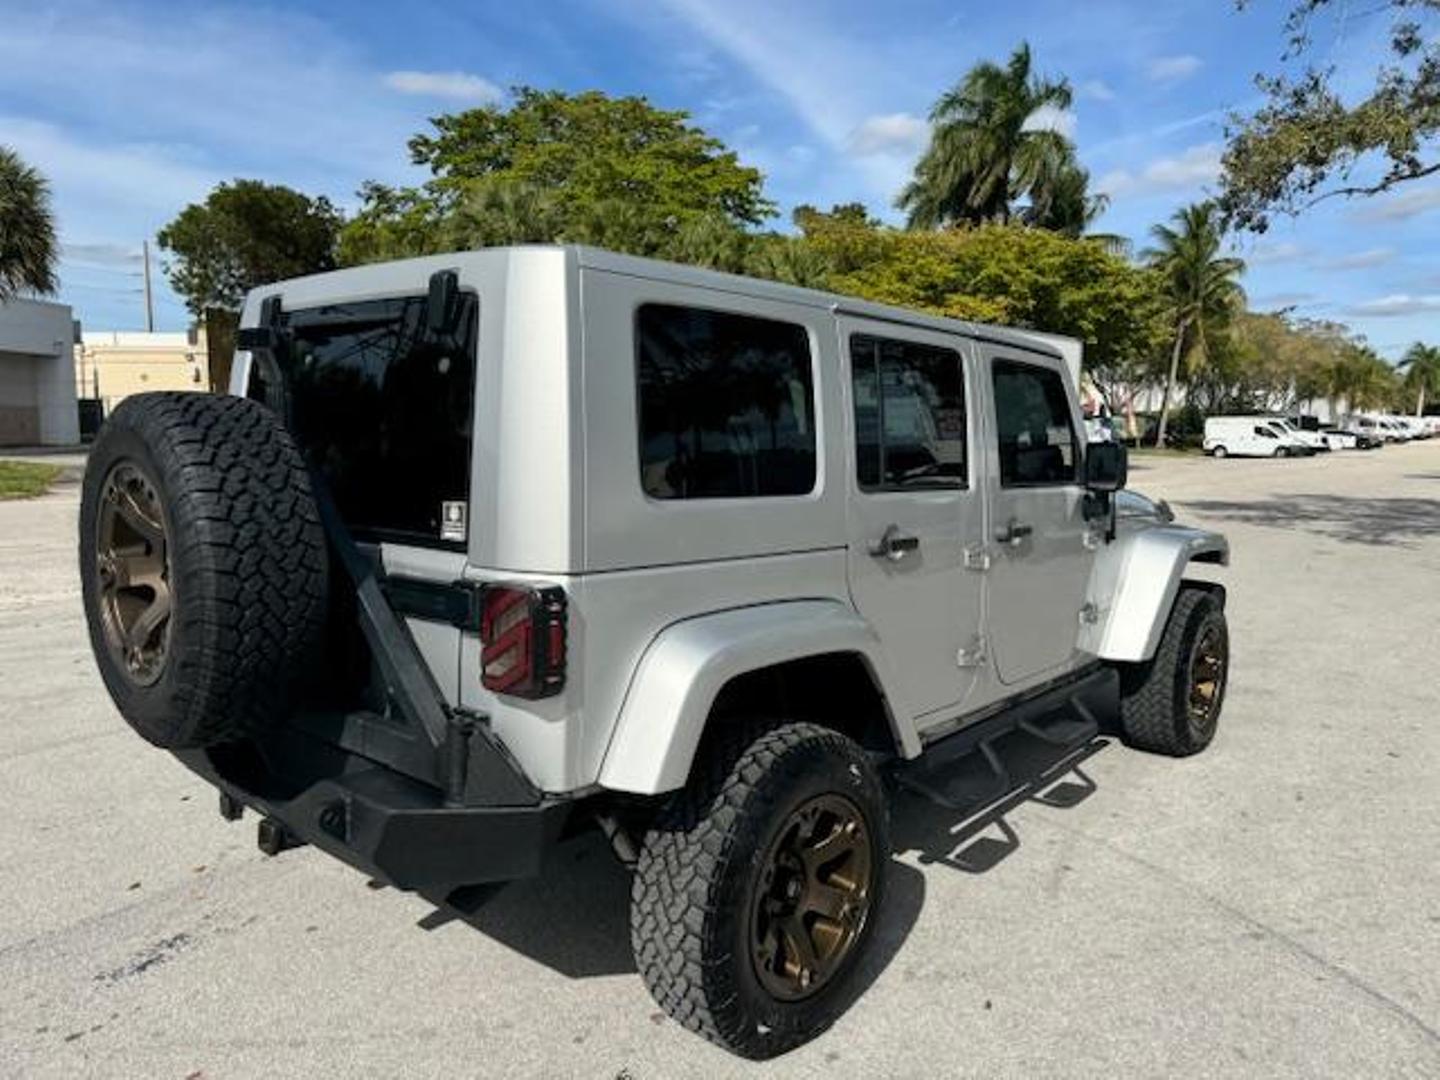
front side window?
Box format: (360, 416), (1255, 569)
(850, 334), (966, 490)
(637, 304), (816, 499)
(276, 294), (478, 548)
(1255, 426), (1278, 438)
(992, 359), (1079, 487)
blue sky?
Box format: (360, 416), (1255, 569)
(3, 0), (1438, 358)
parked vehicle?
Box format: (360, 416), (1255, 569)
(78, 247), (1231, 1059)
(1264, 417), (1327, 453)
(1204, 416), (1300, 457)
(1392, 415), (1432, 439)
(1319, 427), (1382, 450)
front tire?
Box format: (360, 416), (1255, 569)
(1211, 445), (1228, 459)
(1118, 587), (1229, 756)
(631, 722), (889, 1059)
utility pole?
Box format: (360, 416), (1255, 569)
(142, 239), (155, 332)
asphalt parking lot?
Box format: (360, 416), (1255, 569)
(2, 445), (1438, 1079)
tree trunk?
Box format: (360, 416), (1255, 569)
(1417, 384), (1426, 418)
(1155, 320), (1188, 448)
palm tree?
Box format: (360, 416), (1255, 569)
(1144, 202), (1246, 446)
(1021, 161), (1106, 236)
(0, 146), (58, 301)
(1398, 342), (1440, 416)
(898, 42), (1076, 229)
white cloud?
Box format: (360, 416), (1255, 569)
(1345, 294), (1440, 317)
(1147, 55), (1203, 82)
(1079, 79), (1116, 102)
(1316, 247), (1396, 270)
(1023, 105), (1077, 139)
(383, 70), (503, 104)
(847, 113), (929, 157)
(1253, 292), (1318, 309)
(1355, 185), (1440, 222)
(1098, 143), (1222, 197)
(1247, 241), (1309, 265)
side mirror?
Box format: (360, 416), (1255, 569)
(425, 269), (461, 336)
(1084, 441), (1128, 493)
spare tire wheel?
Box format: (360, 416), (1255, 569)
(79, 392), (328, 749)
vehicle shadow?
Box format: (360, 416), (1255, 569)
(1182, 493), (1440, 547)
(415, 814), (927, 988)
(890, 732), (1110, 874)
(411, 730), (1106, 987)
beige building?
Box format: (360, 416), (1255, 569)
(76, 329), (209, 416)
(1, 297), (80, 446)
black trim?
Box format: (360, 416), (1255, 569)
(175, 728), (569, 890)
(309, 468), (539, 809)
(384, 574), (483, 630)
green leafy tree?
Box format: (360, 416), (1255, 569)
(157, 180), (343, 314)
(1329, 342), (1400, 413)
(898, 43), (1086, 230)
(1222, 1), (1440, 230)
(0, 146), (58, 300)
(790, 216), (1165, 378)
(1145, 203), (1247, 445)
(340, 88), (772, 264)
(158, 180), (343, 389)
(1399, 342), (1440, 416)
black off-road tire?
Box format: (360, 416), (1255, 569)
(79, 392), (328, 749)
(1118, 586), (1228, 756)
(631, 721), (889, 1059)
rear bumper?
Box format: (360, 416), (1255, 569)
(174, 725), (571, 892)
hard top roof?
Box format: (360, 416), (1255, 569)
(251, 244), (1065, 361)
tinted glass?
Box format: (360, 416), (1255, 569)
(850, 334), (966, 489)
(992, 359), (1078, 486)
(637, 304), (816, 499)
(277, 294), (477, 547)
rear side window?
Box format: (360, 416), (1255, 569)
(991, 359), (1078, 486)
(276, 293), (478, 548)
(636, 304), (816, 499)
(850, 334), (967, 489)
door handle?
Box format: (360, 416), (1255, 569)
(996, 519), (1033, 546)
(868, 524), (920, 561)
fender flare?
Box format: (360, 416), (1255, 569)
(597, 600), (916, 795)
(1082, 525), (1229, 662)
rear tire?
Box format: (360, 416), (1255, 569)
(1117, 587), (1228, 757)
(631, 721), (889, 1059)
(80, 392), (328, 749)
(1211, 445), (1228, 458)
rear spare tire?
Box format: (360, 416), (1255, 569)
(79, 392), (328, 749)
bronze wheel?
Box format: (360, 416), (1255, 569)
(750, 792), (874, 1002)
(1187, 622), (1227, 733)
(94, 461), (171, 687)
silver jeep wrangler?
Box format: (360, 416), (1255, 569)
(80, 246), (1230, 1059)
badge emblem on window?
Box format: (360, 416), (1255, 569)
(441, 501), (468, 543)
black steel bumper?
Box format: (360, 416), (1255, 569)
(174, 725), (571, 892)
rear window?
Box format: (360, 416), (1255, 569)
(636, 304), (816, 499)
(270, 293), (478, 548)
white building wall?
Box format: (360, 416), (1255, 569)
(0, 298), (80, 446)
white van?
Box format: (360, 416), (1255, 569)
(1205, 416), (1294, 457)
(1264, 417), (1327, 452)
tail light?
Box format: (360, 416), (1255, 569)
(479, 584), (567, 699)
